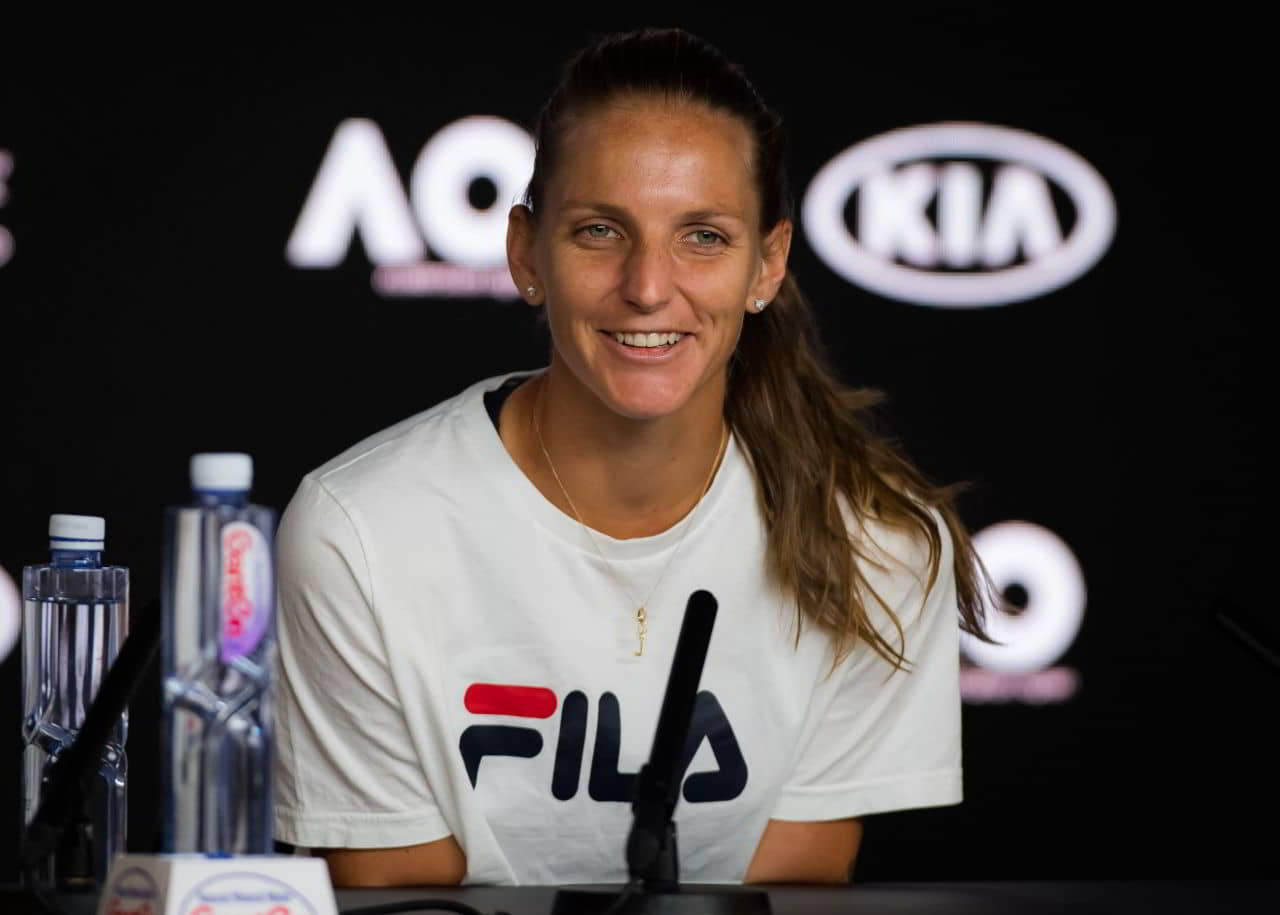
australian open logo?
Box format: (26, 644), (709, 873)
(960, 521), (1087, 704)
(801, 122), (1116, 307)
(102, 867), (159, 915)
(179, 872), (317, 915)
(286, 117), (533, 299)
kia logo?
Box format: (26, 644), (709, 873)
(801, 122), (1116, 307)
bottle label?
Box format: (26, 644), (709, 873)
(220, 521), (272, 662)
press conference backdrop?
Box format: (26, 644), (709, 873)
(0, 11), (1268, 881)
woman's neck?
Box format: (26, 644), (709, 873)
(500, 366), (728, 540)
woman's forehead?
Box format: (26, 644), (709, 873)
(545, 96), (758, 212)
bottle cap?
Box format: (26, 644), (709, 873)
(191, 453), (254, 492)
(49, 514), (105, 551)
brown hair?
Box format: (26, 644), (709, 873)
(524, 28), (990, 668)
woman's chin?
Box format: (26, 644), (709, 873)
(555, 358), (721, 423)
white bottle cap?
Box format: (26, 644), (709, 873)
(49, 514), (106, 551)
(191, 453), (254, 492)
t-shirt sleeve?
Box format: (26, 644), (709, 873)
(771, 510), (963, 821)
(273, 474), (451, 849)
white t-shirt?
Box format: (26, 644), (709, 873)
(272, 371), (963, 885)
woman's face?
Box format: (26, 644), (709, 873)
(511, 96), (790, 423)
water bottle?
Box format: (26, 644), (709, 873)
(162, 453), (277, 853)
(21, 513), (129, 889)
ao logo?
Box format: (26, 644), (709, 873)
(287, 117), (533, 271)
(0, 564), (18, 663)
(802, 123), (1116, 307)
(1, 148), (13, 268)
(962, 521), (1087, 674)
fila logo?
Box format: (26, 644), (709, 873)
(459, 683), (748, 803)
(801, 122), (1116, 308)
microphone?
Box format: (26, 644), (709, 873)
(552, 590), (771, 914)
(16, 597), (161, 903)
(624, 588), (717, 888)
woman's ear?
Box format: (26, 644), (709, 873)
(752, 219), (793, 307)
(507, 204), (542, 306)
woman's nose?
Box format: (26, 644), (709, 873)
(619, 240), (675, 311)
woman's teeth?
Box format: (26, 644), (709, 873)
(612, 332), (684, 348)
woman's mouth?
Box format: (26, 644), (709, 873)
(608, 331), (684, 348)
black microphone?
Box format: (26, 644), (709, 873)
(624, 588), (717, 888)
(18, 597), (162, 895)
(552, 591), (771, 915)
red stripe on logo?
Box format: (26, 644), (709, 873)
(464, 684), (558, 718)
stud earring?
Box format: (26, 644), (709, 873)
(526, 285), (537, 298)
(753, 298), (768, 312)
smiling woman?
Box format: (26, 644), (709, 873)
(271, 28), (992, 888)
(507, 97), (785, 438)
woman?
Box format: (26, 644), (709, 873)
(273, 28), (989, 887)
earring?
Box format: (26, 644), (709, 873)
(526, 285), (537, 298)
(753, 298), (768, 312)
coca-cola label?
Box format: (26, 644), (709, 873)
(220, 522), (271, 662)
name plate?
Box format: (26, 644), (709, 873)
(99, 853), (338, 915)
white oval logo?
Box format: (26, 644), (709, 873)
(801, 122), (1116, 307)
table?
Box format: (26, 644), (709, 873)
(2, 880), (1273, 914)
(328, 882), (1276, 914)
(9, 880), (1272, 914)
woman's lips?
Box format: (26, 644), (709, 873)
(600, 330), (688, 361)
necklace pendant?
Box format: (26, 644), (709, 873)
(634, 606), (647, 657)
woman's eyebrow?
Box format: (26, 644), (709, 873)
(680, 209), (746, 225)
(558, 201), (745, 224)
(559, 200), (628, 218)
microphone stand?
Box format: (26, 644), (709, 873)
(552, 591), (771, 915)
(3, 597), (162, 915)
(1215, 602), (1280, 674)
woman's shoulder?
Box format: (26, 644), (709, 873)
(847, 497), (953, 596)
(309, 372), (528, 492)
(280, 371), (531, 531)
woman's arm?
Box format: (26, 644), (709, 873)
(317, 820), (856, 887)
(744, 818), (862, 883)
(317, 835), (468, 887)
(274, 478), (456, 870)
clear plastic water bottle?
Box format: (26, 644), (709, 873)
(21, 513), (129, 889)
(162, 453), (277, 853)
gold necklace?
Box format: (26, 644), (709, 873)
(531, 376), (728, 656)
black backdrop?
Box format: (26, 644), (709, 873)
(0, 9), (1270, 882)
